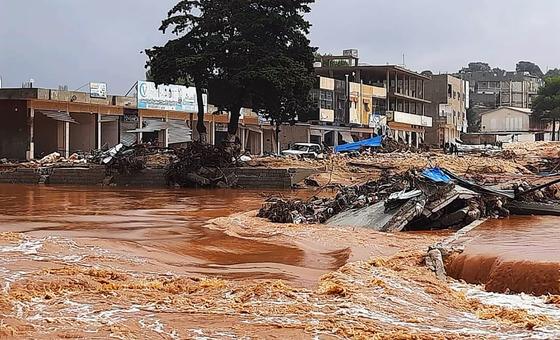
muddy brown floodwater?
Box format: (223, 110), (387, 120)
(447, 216), (560, 296)
(0, 184), (346, 287)
(1, 185), (560, 338)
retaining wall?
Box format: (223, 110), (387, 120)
(0, 166), (319, 189)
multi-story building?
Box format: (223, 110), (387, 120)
(306, 75), (387, 146)
(457, 70), (543, 111)
(315, 62), (432, 147)
(424, 74), (469, 146)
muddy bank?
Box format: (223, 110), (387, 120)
(446, 216), (560, 296)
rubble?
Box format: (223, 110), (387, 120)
(259, 166), (560, 232)
(166, 142), (239, 188)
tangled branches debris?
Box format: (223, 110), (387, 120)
(166, 142), (239, 188)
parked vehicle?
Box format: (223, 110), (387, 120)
(281, 143), (324, 159)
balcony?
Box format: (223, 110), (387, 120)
(386, 111), (432, 128)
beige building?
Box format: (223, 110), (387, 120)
(424, 74), (468, 146)
(481, 107), (532, 133)
(464, 107), (554, 144)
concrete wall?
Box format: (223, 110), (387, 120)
(0, 166), (318, 189)
(70, 113), (97, 153)
(49, 167), (106, 185)
(0, 169), (40, 184)
(0, 100), (29, 160)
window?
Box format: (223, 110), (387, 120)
(319, 90), (333, 110)
(448, 84), (452, 98)
(453, 91), (457, 99)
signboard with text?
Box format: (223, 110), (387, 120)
(137, 81), (208, 113)
(90, 82), (107, 99)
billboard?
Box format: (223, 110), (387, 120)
(137, 81), (208, 113)
(90, 82), (107, 99)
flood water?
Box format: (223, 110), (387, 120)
(446, 216), (560, 296)
(0, 184), (345, 286)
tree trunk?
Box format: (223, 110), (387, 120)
(227, 104), (242, 142)
(195, 85), (208, 143)
(275, 123), (281, 155)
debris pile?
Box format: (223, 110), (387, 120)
(166, 142), (239, 188)
(379, 137), (419, 153)
(258, 170), (415, 223)
(258, 167), (539, 231)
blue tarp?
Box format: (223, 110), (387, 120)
(334, 136), (383, 153)
(422, 168), (452, 183)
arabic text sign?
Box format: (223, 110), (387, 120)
(137, 81), (207, 112)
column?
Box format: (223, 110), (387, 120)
(64, 121), (70, 158)
(259, 130), (264, 156)
(408, 131), (412, 145)
(163, 117), (169, 148)
(333, 130), (339, 147)
(211, 120), (216, 145)
(28, 108), (35, 160)
(240, 127), (246, 152)
(97, 114), (102, 149)
(138, 115), (143, 144)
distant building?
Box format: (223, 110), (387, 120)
(424, 74), (469, 146)
(457, 70), (543, 112)
(462, 107), (553, 144)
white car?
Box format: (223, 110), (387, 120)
(281, 143), (324, 159)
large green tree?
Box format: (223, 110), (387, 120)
(147, 0), (316, 144)
(533, 76), (560, 141)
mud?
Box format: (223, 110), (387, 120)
(1, 184), (560, 338)
(446, 216), (560, 296)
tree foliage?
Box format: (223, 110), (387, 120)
(533, 76), (560, 140)
(462, 62), (491, 73)
(516, 61), (544, 78)
(146, 0), (316, 143)
(545, 68), (560, 79)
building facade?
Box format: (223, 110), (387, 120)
(315, 64), (432, 147)
(461, 107), (553, 144)
(424, 74), (469, 146)
(306, 75), (387, 147)
(458, 70), (543, 111)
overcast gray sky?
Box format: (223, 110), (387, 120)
(1, 0), (559, 94)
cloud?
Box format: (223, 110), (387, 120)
(1, 0), (558, 93)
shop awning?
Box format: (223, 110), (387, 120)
(127, 119), (170, 133)
(39, 110), (78, 124)
(340, 131), (355, 143)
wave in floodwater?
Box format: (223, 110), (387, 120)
(446, 216), (560, 296)
(0, 184), (343, 286)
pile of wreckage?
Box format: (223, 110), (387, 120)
(166, 142), (240, 188)
(258, 168), (560, 232)
(95, 142), (243, 188)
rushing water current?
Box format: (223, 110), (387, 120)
(0, 184), (346, 286)
(446, 216), (560, 296)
